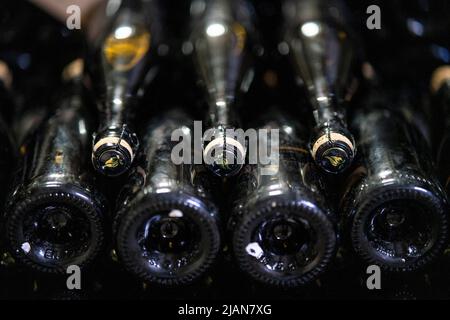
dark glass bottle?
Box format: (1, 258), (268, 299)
(283, 0), (356, 174)
(0, 60), (15, 123)
(114, 108), (221, 286)
(0, 60), (16, 285)
(88, 0), (160, 177)
(0, 61), (15, 194)
(229, 108), (337, 287)
(189, 0), (254, 177)
(4, 59), (107, 273)
(432, 66), (450, 194)
(341, 96), (449, 272)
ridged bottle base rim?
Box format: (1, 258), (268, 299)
(116, 193), (221, 286)
(233, 198), (337, 288)
(351, 186), (448, 272)
(6, 187), (105, 274)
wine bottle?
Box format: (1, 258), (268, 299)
(88, 0), (160, 177)
(432, 66), (450, 194)
(229, 107), (337, 287)
(189, 0), (254, 177)
(0, 61), (18, 282)
(282, 0), (356, 174)
(341, 93), (449, 272)
(0, 61), (16, 196)
(114, 108), (221, 286)
(0, 60), (14, 122)
(4, 59), (107, 273)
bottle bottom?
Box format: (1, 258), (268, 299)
(351, 186), (448, 272)
(115, 193), (221, 286)
(6, 186), (105, 273)
(233, 198), (337, 288)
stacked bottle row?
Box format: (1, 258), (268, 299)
(0, 0), (449, 289)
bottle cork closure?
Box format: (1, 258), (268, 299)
(430, 65), (450, 94)
(0, 60), (13, 90)
(311, 132), (355, 174)
(62, 58), (84, 82)
(311, 132), (354, 160)
(203, 134), (246, 177)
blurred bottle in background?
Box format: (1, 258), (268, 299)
(87, 0), (161, 177)
(189, 0), (256, 177)
(282, 0), (358, 174)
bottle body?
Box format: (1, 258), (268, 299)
(0, 61), (17, 272)
(341, 102), (448, 272)
(114, 108), (221, 286)
(89, 0), (160, 177)
(229, 108), (337, 287)
(0, 62), (16, 203)
(190, 0), (254, 177)
(4, 68), (107, 273)
(283, 0), (356, 174)
(432, 66), (450, 194)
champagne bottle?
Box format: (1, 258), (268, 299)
(0, 60), (18, 283)
(88, 0), (160, 177)
(229, 108), (337, 287)
(283, 0), (356, 174)
(4, 59), (107, 273)
(432, 66), (450, 193)
(341, 93), (449, 272)
(189, 0), (254, 177)
(0, 61), (16, 195)
(0, 60), (14, 122)
(114, 108), (221, 286)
